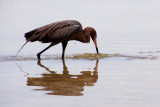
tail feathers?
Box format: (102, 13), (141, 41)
(25, 30), (38, 42)
(16, 41), (28, 56)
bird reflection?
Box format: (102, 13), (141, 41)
(27, 60), (98, 96)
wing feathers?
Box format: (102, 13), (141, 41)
(25, 20), (82, 43)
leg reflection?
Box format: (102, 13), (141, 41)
(27, 59), (98, 96)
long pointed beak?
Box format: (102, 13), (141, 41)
(96, 47), (99, 54)
(93, 39), (99, 54)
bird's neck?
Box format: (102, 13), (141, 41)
(70, 32), (90, 43)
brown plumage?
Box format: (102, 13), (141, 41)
(16, 20), (99, 59)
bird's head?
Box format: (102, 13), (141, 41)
(84, 27), (99, 54)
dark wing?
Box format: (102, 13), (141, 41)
(25, 20), (82, 43)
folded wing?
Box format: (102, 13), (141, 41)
(25, 20), (82, 43)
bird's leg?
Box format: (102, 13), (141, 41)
(61, 42), (68, 59)
(37, 43), (55, 59)
(62, 59), (69, 75)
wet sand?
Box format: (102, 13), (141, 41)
(1, 0), (160, 107)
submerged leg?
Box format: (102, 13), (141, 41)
(37, 42), (58, 59)
(61, 42), (68, 59)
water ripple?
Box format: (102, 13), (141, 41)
(0, 53), (158, 62)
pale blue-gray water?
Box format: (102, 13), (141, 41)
(0, 0), (160, 107)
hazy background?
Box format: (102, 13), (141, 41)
(0, 0), (160, 56)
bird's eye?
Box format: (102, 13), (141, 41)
(85, 35), (89, 39)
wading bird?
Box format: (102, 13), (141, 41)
(16, 20), (99, 59)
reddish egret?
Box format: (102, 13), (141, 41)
(16, 20), (99, 59)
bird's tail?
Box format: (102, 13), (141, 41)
(16, 41), (28, 56)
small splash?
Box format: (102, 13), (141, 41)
(0, 56), (37, 62)
(67, 53), (105, 60)
(0, 53), (158, 62)
(0, 55), (60, 62)
(67, 53), (157, 60)
(139, 51), (160, 54)
(139, 51), (160, 60)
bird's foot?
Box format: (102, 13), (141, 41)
(61, 54), (65, 59)
(37, 53), (41, 59)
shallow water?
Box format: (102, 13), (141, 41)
(1, 57), (160, 107)
(1, 0), (160, 107)
(0, 53), (158, 62)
